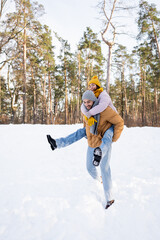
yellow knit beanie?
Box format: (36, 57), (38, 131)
(88, 76), (101, 88)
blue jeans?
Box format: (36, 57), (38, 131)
(56, 128), (86, 148)
(55, 126), (114, 203)
(86, 126), (114, 202)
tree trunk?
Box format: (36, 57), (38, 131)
(101, 0), (117, 93)
(77, 52), (81, 122)
(41, 94), (43, 123)
(85, 51), (89, 87)
(87, 47), (91, 83)
(106, 45), (112, 93)
(23, 7), (27, 123)
(31, 67), (36, 124)
(42, 73), (48, 124)
(121, 76), (124, 119)
(154, 86), (158, 125)
(64, 66), (68, 124)
(70, 100), (73, 124)
(0, 0), (7, 18)
(121, 62), (128, 122)
(131, 78), (136, 123)
(140, 64), (146, 126)
(132, 99), (136, 123)
(48, 65), (52, 124)
(54, 100), (58, 124)
(151, 19), (160, 63)
(33, 82), (36, 124)
(7, 64), (16, 123)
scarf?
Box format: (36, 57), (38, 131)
(83, 99), (100, 135)
(94, 87), (103, 98)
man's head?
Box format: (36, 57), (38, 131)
(82, 90), (97, 110)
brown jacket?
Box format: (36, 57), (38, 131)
(84, 106), (124, 148)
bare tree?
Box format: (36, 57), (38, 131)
(101, 0), (117, 93)
(77, 51), (81, 122)
(0, 0), (7, 18)
(99, 0), (137, 93)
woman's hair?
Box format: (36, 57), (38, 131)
(96, 85), (100, 89)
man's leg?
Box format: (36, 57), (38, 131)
(55, 127), (86, 148)
(86, 146), (101, 181)
(99, 126), (114, 203)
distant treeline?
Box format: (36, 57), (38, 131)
(0, 0), (160, 126)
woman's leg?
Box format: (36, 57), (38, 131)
(56, 128), (86, 148)
(99, 126), (114, 202)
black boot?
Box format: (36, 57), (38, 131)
(105, 200), (115, 209)
(93, 147), (102, 166)
(47, 135), (57, 150)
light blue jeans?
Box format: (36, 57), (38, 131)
(56, 128), (86, 148)
(55, 126), (114, 203)
(86, 126), (114, 202)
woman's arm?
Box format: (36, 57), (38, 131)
(81, 103), (92, 118)
(89, 91), (111, 116)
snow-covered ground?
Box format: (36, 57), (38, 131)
(0, 124), (160, 240)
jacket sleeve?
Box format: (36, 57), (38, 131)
(105, 109), (124, 142)
(89, 91), (110, 116)
(111, 115), (124, 142)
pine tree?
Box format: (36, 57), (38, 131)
(137, 1), (160, 126)
(78, 27), (104, 87)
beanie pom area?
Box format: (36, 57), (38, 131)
(88, 76), (101, 88)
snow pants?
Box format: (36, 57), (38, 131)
(55, 125), (114, 203)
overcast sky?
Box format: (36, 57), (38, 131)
(38, 0), (101, 53)
(37, 0), (160, 54)
(3, 0), (160, 56)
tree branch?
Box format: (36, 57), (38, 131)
(101, 0), (117, 46)
(0, 22), (30, 50)
(0, 0), (7, 18)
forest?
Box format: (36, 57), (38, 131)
(0, 0), (160, 126)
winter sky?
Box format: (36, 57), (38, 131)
(2, 0), (160, 55)
(37, 0), (160, 55)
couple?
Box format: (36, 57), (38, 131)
(47, 76), (124, 209)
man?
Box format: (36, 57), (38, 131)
(47, 90), (124, 209)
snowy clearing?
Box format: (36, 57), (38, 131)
(0, 124), (160, 240)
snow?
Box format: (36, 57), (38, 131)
(0, 124), (160, 240)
